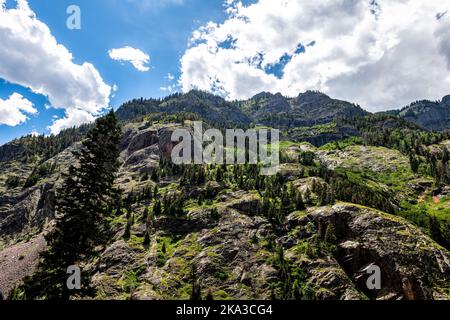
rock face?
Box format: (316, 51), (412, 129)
(90, 195), (450, 300)
(287, 204), (450, 300)
(127, 129), (159, 155)
(395, 96), (450, 131)
(91, 205), (278, 300)
(117, 122), (186, 187)
(0, 182), (55, 243)
(241, 91), (369, 128)
(0, 146), (79, 244)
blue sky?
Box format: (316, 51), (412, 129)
(0, 0), (229, 145)
(1, 0), (449, 146)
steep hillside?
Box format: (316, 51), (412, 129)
(0, 114), (449, 300)
(387, 95), (450, 131)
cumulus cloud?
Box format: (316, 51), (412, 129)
(109, 46), (151, 72)
(180, 0), (450, 111)
(0, 92), (37, 126)
(48, 108), (96, 135)
(0, 0), (111, 133)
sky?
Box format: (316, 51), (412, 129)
(1, 0), (450, 146)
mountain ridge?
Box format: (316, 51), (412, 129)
(386, 96), (450, 131)
(116, 90), (449, 132)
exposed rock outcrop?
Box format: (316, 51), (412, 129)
(287, 204), (450, 300)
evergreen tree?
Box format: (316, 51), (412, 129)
(153, 200), (162, 216)
(294, 190), (305, 210)
(324, 223), (338, 253)
(409, 154), (420, 173)
(123, 220), (132, 240)
(151, 170), (160, 182)
(20, 111), (121, 300)
(190, 265), (202, 301)
(143, 230), (151, 246)
(205, 289), (214, 301)
(142, 207), (150, 221)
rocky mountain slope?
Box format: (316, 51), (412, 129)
(239, 91), (369, 128)
(116, 91), (251, 128)
(116, 90), (450, 133)
(116, 90), (369, 130)
(0, 92), (449, 300)
(385, 95), (450, 131)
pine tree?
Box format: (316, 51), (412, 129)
(123, 220), (132, 240)
(151, 170), (160, 182)
(294, 190), (305, 210)
(153, 199), (162, 216)
(324, 224), (337, 245)
(409, 154), (420, 173)
(205, 289), (214, 301)
(143, 230), (151, 246)
(190, 265), (202, 301)
(20, 111), (121, 300)
(142, 207), (150, 221)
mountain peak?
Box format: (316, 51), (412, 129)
(441, 95), (450, 105)
(396, 94), (450, 131)
(298, 90), (330, 99)
(251, 92), (274, 100)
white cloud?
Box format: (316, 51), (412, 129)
(160, 85), (177, 93)
(108, 46), (151, 72)
(0, 92), (37, 126)
(0, 0), (111, 133)
(48, 108), (95, 135)
(166, 73), (175, 81)
(161, 73), (178, 92)
(111, 84), (119, 98)
(180, 0), (450, 111)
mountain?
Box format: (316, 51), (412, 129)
(117, 90), (450, 133)
(386, 95), (450, 131)
(116, 90), (251, 127)
(114, 90), (371, 147)
(0, 91), (449, 300)
(117, 90), (369, 129)
(239, 90), (369, 128)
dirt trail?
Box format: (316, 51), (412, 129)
(0, 234), (46, 298)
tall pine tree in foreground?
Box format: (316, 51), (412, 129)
(18, 111), (121, 300)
